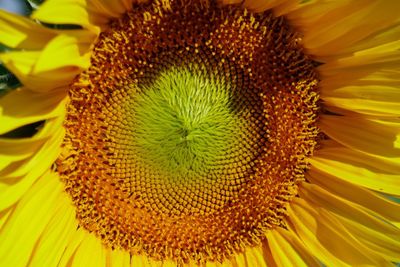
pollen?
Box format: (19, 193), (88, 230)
(56, 0), (319, 264)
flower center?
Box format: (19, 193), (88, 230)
(57, 0), (319, 264)
(128, 66), (260, 215)
(133, 67), (248, 185)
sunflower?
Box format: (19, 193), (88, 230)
(1, 0), (400, 266)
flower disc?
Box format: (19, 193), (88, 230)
(57, 0), (320, 264)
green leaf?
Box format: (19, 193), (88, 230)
(25, 0), (82, 29)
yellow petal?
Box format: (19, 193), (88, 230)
(315, 209), (392, 266)
(319, 115), (400, 157)
(244, 245), (267, 267)
(0, 116), (64, 211)
(31, 0), (101, 34)
(0, 87), (67, 134)
(205, 259), (236, 267)
(161, 259), (177, 267)
(88, 0), (134, 19)
(34, 35), (92, 74)
(266, 229), (319, 267)
(0, 34), (92, 92)
(218, 0), (243, 5)
(242, 0), (293, 13)
(34, 0), (146, 30)
(320, 69), (400, 116)
(286, 200), (346, 266)
(106, 249), (131, 267)
(205, 261), (224, 267)
(306, 166), (400, 223)
(186, 259), (203, 267)
(320, 67), (400, 89)
(57, 228), (86, 267)
(336, 215), (400, 262)
(272, 0), (299, 17)
(309, 155), (400, 196)
(148, 258), (163, 267)
(0, 9), (57, 49)
(315, 139), (400, 174)
(232, 250), (247, 267)
(28, 191), (77, 267)
(340, 22), (400, 55)
(0, 137), (47, 160)
(323, 97), (400, 117)
(287, 0), (400, 59)
(0, 207), (13, 231)
(0, 111), (64, 177)
(0, 171), (63, 267)
(131, 254), (155, 267)
(288, 198), (391, 266)
(260, 241), (278, 267)
(0, 108), (64, 172)
(321, 86), (400, 114)
(287, 0), (363, 27)
(0, 153), (29, 170)
(70, 233), (106, 267)
(318, 39), (400, 70)
(299, 182), (400, 234)
(0, 113), (64, 176)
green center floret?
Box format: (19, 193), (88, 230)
(131, 67), (246, 179)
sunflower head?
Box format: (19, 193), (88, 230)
(51, 1), (322, 262)
(1, 0), (400, 266)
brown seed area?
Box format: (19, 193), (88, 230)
(57, 0), (319, 264)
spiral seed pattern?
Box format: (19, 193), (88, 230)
(57, 0), (319, 264)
